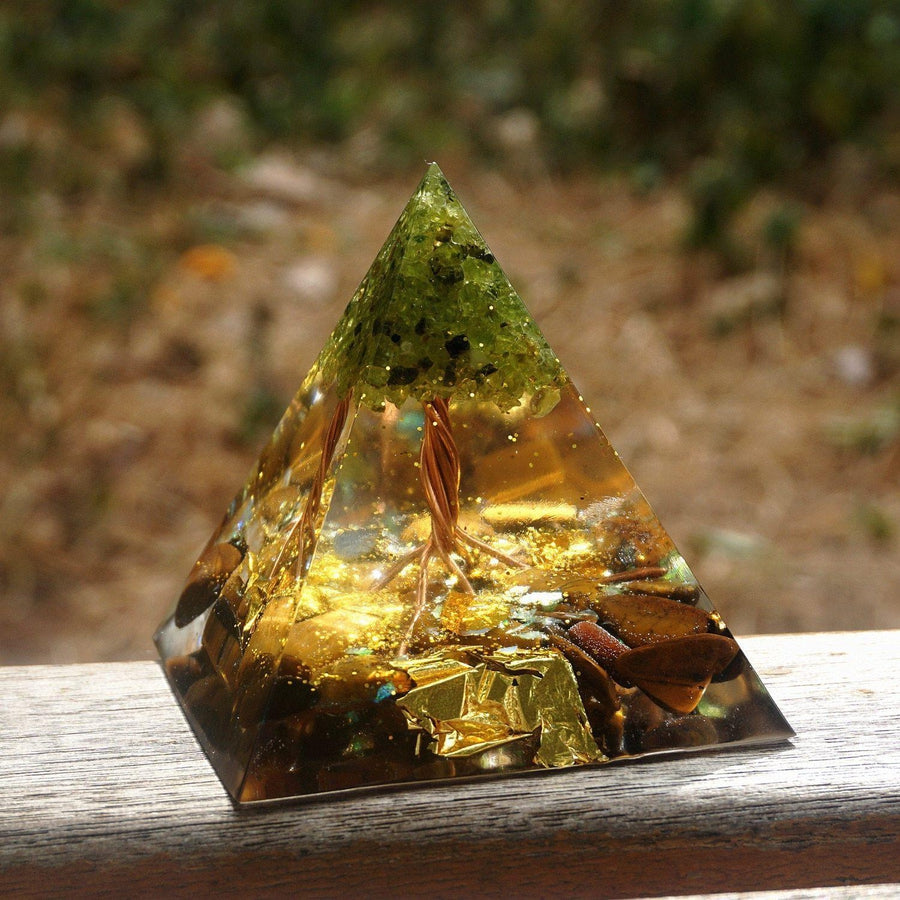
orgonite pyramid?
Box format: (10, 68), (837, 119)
(155, 163), (793, 802)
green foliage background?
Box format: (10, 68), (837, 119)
(4, 0), (900, 187)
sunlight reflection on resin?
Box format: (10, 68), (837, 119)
(155, 164), (792, 802)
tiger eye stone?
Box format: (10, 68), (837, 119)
(174, 542), (243, 627)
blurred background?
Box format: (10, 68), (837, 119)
(1, 1), (898, 664)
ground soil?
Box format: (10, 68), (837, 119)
(1, 150), (898, 663)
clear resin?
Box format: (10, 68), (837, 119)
(155, 164), (793, 802)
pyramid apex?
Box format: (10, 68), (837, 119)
(410, 161), (454, 209)
(317, 164), (563, 413)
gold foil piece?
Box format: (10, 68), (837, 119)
(440, 589), (509, 634)
(283, 607), (382, 674)
(397, 647), (604, 766)
(482, 502), (579, 529)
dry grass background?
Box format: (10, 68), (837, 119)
(1, 145), (898, 664)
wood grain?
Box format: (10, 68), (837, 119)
(1, 631), (898, 899)
(672, 889), (900, 900)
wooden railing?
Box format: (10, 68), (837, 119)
(2, 630), (898, 899)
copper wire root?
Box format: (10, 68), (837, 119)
(271, 393), (352, 581)
(385, 397), (527, 655)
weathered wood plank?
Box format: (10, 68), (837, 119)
(666, 889), (900, 900)
(1, 631), (898, 899)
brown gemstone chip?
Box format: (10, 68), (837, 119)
(548, 631), (620, 716)
(597, 566), (667, 584)
(174, 541), (244, 627)
(614, 633), (740, 714)
(591, 593), (712, 648)
(622, 579), (700, 604)
(566, 620), (630, 670)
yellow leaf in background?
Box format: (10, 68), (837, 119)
(855, 252), (888, 296)
(179, 244), (237, 281)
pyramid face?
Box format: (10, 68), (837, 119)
(155, 164), (793, 802)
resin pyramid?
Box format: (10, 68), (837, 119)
(155, 164), (793, 802)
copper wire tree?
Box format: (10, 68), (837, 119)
(313, 164), (565, 651)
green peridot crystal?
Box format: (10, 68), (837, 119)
(318, 163), (564, 414)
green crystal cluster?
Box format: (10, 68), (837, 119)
(317, 163), (564, 413)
